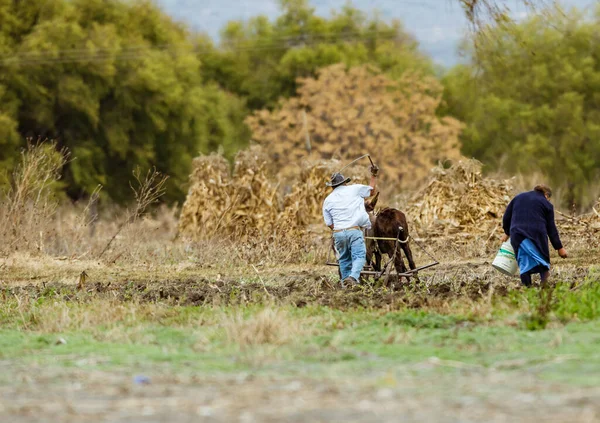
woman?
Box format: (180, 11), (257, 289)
(501, 184), (568, 287)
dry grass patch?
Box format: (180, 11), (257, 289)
(2, 296), (313, 350)
(8, 298), (171, 333)
(222, 308), (309, 348)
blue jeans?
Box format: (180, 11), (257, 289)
(333, 229), (366, 281)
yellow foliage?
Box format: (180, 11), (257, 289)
(246, 64), (464, 189)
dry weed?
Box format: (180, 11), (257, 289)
(98, 167), (168, 260)
(222, 308), (307, 348)
(0, 144), (176, 263)
(0, 141), (68, 255)
(46, 186), (102, 257)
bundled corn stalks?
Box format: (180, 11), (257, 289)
(177, 153), (231, 238)
(228, 147), (279, 237)
(178, 146), (279, 240)
(406, 159), (513, 237)
(276, 160), (338, 233)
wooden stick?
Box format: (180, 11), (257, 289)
(486, 224), (499, 242)
(396, 262), (440, 277)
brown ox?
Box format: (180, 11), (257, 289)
(365, 193), (417, 281)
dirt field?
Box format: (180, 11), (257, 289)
(2, 243), (600, 422)
(3, 364), (600, 423)
(1, 183), (599, 423)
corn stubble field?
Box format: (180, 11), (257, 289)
(1, 144), (600, 422)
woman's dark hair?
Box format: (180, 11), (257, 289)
(534, 184), (552, 198)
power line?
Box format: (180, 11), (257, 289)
(0, 0), (457, 67)
(1, 26), (405, 58)
(0, 28), (416, 66)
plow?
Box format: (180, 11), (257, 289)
(325, 153), (440, 282)
(326, 232), (439, 281)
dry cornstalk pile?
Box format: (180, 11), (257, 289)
(178, 146), (369, 243)
(275, 160), (338, 234)
(178, 146), (279, 240)
(176, 153), (230, 237)
(405, 159), (513, 237)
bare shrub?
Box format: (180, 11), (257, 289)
(98, 167), (168, 261)
(0, 141), (68, 256)
(0, 152), (181, 263)
(246, 64), (463, 190)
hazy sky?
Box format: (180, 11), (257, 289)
(155, 0), (598, 66)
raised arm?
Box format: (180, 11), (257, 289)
(368, 165), (379, 197)
(369, 175), (378, 197)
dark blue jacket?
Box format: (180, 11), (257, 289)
(502, 190), (563, 263)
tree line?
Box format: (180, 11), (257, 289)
(443, 5), (600, 208)
(1, 0), (598, 208)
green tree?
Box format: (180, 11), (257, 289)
(0, 85), (20, 185)
(443, 6), (600, 208)
(0, 0), (249, 202)
(200, 0), (433, 111)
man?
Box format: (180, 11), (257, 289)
(323, 164), (379, 287)
(501, 184), (568, 287)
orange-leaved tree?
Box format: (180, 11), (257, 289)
(246, 64), (463, 189)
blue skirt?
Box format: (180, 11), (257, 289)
(517, 239), (550, 275)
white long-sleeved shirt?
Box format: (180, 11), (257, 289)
(322, 184), (373, 230)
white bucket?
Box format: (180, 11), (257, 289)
(492, 240), (519, 276)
